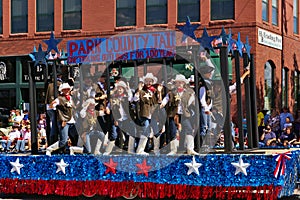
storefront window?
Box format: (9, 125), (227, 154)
(0, 58), (16, 83)
(116, 0), (136, 27)
(0, 89), (16, 109)
(21, 88), (46, 114)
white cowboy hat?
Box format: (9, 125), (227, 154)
(174, 74), (189, 84)
(58, 83), (71, 92)
(115, 81), (127, 89)
(142, 73), (157, 84)
(82, 97), (95, 109)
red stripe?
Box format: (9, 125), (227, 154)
(0, 179), (282, 199)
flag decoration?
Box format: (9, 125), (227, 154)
(273, 151), (292, 178)
(0, 151), (298, 199)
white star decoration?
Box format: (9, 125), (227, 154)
(174, 94), (181, 101)
(184, 156), (202, 175)
(231, 155), (251, 176)
(10, 158), (24, 175)
(56, 159), (69, 174)
(143, 93), (152, 100)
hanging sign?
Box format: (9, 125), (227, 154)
(67, 31), (176, 64)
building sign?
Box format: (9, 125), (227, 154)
(258, 28), (282, 50)
(67, 31), (176, 64)
(23, 64), (46, 82)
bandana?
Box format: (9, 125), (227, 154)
(87, 109), (94, 116)
(65, 95), (71, 101)
(177, 88), (184, 93)
(148, 86), (156, 93)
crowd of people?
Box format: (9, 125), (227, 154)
(256, 106), (300, 148)
(2, 55), (300, 155)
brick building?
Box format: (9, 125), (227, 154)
(0, 0), (298, 116)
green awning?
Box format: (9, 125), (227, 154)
(209, 50), (232, 80)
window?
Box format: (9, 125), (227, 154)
(211, 0), (234, 20)
(63, 0), (82, 30)
(116, 0), (136, 27)
(177, 0), (200, 23)
(264, 62), (275, 110)
(272, 0), (278, 25)
(0, 0), (2, 34)
(11, 0), (28, 33)
(282, 67), (289, 107)
(146, 0), (167, 25)
(262, 0), (269, 22)
(294, 0), (299, 34)
(36, 0), (54, 32)
(295, 71), (300, 110)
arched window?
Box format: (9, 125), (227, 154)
(282, 67), (289, 107)
(264, 61), (274, 109)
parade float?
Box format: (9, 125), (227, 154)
(1, 17), (299, 199)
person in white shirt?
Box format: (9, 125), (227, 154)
(46, 83), (75, 156)
(110, 81), (135, 155)
(161, 74), (198, 155)
(1, 123), (20, 152)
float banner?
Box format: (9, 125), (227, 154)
(67, 31), (176, 64)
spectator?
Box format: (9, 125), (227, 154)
(279, 107), (294, 131)
(7, 108), (16, 127)
(278, 126), (297, 147)
(294, 109), (300, 141)
(260, 125), (277, 147)
(15, 124), (31, 153)
(0, 123), (20, 152)
(257, 108), (267, 136)
(268, 109), (281, 138)
(283, 116), (293, 130)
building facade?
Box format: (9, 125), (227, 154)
(0, 0), (298, 115)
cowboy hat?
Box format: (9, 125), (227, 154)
(174, 74), (189, 84)
(142, 73), (157, 84)
(82, 98), (96, 109)
(115, 81), (128, 89)
(58, 83), (71, 92)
